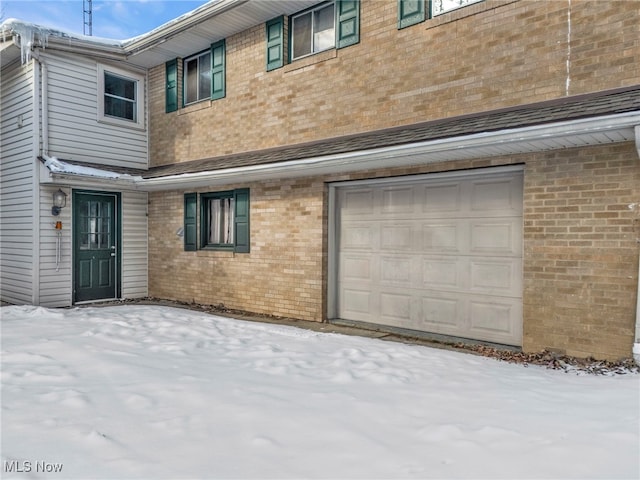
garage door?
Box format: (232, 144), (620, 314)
(334, 169), (523, 346)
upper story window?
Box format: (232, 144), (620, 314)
(180, 40), (226, 108)
(291, 2), (336, 60)
(398, 0), (483, 29)
(432, 0), (482, 16)
(184, 50), (211, 105)
(97, 64), (144, 129)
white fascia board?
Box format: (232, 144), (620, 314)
(137, 112), (640, 191)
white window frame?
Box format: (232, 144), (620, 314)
(183, 50), (212, 106)
(291, 1), (336, 61)
(97, 64), (145, 129)
(431, 0), (483, 17)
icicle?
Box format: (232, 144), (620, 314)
(0, 19), (50, 64)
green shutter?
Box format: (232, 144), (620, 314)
(234, 189), (250, 253)
(184, 193), (197, 251)
(165, 59), (178, 113)
(336, 0), (360, 49)
(211, 39), (226, 100)
(398, 0), (425, 29)
(266, 16), (284, 71)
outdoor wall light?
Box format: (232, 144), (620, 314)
(52, 189), (67, 216)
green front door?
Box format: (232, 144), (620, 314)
(73, 192), (120, 303)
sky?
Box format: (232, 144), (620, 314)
(0, 0), (211, 40)
(2, 304), (639, 479)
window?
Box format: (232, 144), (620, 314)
(183, 189), (250, 253)
(432, 0), (483, 16)
(97, 64), (144, 128)
(202, 192), (236, 247)
(183, 40), (226, 106)
(398, 0), (483, 28)
(184, 50), (211, 105)
(280, 1), (359, 65)
(291, 2), (336, 60)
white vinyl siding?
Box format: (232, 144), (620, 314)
(43, 53), (148, 169)
(38, 185), (72, 307)
(0, 60), (36, 305)
(121, 191), (148, 299)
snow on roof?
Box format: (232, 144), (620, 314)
(42, 155), (142, 182)
(1, 18), (124, 63)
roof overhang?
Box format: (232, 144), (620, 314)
(40, 112), (640, 191)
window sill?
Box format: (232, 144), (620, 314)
(178, 100), (212, 115)
(284, 49), (337, 74)
(97, 117), (145, 131)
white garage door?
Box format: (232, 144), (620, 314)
(334, 169), (523, 346)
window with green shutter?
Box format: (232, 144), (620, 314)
(288, 1), (359, 62)
(266, 17), (284, 71)
(165, 59), (178, 113)
(198, 189), (250, 253)
(399, 0), (483, 26)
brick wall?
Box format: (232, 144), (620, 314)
(522, 143), (640, 360)
(148, 178), (326, 321)
(148, 0), (640, 167)
(148, 142), (640, 360)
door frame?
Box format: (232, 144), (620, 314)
(327, 165), (524, 336)
(72, 189), (122, 304)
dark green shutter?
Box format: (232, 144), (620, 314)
(234, 189), (250, 253)
(266, 16), (284, 71)
(165, 59), (178, 113)
(184, 193), (197, 251)
(336, 0), (360, 49)
(398, 0), (425, 29)
(211, 39), (226, 100)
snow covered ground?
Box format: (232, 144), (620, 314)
(2, 305), (638, 479)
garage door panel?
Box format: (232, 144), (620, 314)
(470, 219), (521, 255)
(381, 186), (414, 213)
(470, 258), (522, 296)
(341, 188), (374, 215)
(422, 257), (460, 289)
(380, 292), (412, 324)
(341, 224), (376, 250)
(470, 177), (522, 214)
(381, 223), (413, 251)
(468, 299), (522, 344)
(421, 294), (460, 328)
(422, 222), (461, 252)
(342, 255), (372, 281)
(422, 183), (462, 214)
(380, 256), (412, 285)
(340, 287), (373, 319)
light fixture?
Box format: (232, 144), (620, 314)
(52, 189), (67, 216)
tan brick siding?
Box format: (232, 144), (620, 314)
(149, 0), (640, 167)
(522, 143), (640, 360)
(148, 143), (640, 361)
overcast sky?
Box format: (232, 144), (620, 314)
(1, 0), (210, 40)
